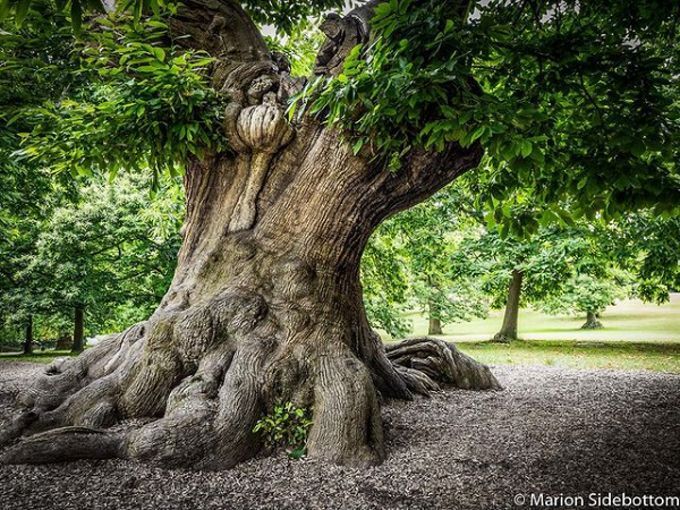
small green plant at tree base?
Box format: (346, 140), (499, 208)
(252, 402), (313, 459)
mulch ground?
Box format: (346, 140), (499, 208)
(1, 361), (678, 509)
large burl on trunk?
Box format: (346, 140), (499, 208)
(0, 0), (499, 469)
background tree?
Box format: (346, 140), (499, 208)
(1, 0), (678, 470)
(363, 184), (488, 337)
(11, 175), (182, 351)
(458, 225), (588, 342)
(539, 273), (630, 330)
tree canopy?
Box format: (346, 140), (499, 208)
(1, 0), (678, 221)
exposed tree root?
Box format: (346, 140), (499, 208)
(385, 337), (501, 394)
(0, 427), (125, 464)
(1, 320), (499, 469)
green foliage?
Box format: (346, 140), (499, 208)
(299, 0), (680, 228)
(8, 8), (227, 182)
(362, 184), (488, 337)
(243, 0), (352, 36)
(609, 214), (680, 304)
(1, 0), (355, 36)
(264, 18), (324, 77)
(539, 273), (630, 318)
(252, 402), (313, 459)
(1, 173), (182, 339)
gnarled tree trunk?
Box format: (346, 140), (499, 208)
(0, 0), (499, 470)
(493, 269), (523, 343)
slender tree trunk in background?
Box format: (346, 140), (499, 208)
(493, 269), (523, 343)
(71, 306), (85, 353)
(0, 0), (500, 470)
(581, 310), (603, 329)
(23, 316), (33, 356)
(428, 300), (443, 335)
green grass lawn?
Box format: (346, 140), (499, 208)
(402, 294), (680, 343)
(385, 293), (680, 373)
(457, 340), (680, 373)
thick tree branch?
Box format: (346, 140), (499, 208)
(314, 1), (379, 76)
(168, 0), (269, 63)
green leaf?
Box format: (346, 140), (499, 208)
(14, 0), (31, 26)
(520, 140), (532, 158)
(352, 138), (364, 156)
(152, 46), (165, 62)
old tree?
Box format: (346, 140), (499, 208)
(1, 0), (678, 468)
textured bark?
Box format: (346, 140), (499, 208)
(493, 269), (523, 343)
(23, 316), (33, 356)
(71, 306), (85, 353)
(0, 0), (499, 469)
(581, 311), (603, 330)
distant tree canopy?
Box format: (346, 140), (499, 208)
(0, 174), (181, 347)
(362, 183), (488, 338)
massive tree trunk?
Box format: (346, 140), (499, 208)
(581, 310), (603, 329)
(493, 269), (523, 343)
(71, 306), (85, 353)
(23, 316), (33, 356)
(0, 0), (499, 469)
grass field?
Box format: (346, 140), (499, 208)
(401, 293), (680, 343)
(389, 294), (680, 373)
(2, 295), (678, 373)
(457, 340), (680, 373)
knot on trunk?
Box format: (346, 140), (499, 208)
(219, 64), (296, 231)
(236, 97), (294, 154)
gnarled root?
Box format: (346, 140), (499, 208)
(0, 427), (125, 464)
(1, 303), (499, 469)
(386, 337), (501, 394)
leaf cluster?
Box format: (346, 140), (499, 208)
(252, 402), (313, 460)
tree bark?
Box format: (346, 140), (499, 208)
(428, 300), (443, 335)
(581, 311), (603, 329)
(493, 269), (523, 343)
(0, 0), (500, 469)
(71, 306), (85, 353)
(23, 316), (33, 356)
